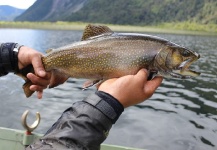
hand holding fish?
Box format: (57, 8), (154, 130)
(18, 46), (51, 99)
(98, 69), (163, 108)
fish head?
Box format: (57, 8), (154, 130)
(155, 44), (200, 79)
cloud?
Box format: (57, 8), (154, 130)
(0, 0), (36, 9)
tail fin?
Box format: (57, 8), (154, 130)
(23, 80), (35, 97)
(15, 65), (35, 98)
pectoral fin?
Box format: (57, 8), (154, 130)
(147, 71), (158, 80)
(46, 49), (53, 53)
(83, 79), (102, 90)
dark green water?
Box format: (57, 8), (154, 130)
(0, 29), (216, 150)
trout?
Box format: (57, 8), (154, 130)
(17, 24), (200, 97)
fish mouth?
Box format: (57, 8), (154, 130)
(172, 58), (200, 79)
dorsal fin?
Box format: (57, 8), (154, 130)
(46, 49), (53, 53)
(81, 24), (113, 40)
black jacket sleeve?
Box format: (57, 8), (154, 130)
(26, 91), (124, 150)
(0, 42), (21, 76)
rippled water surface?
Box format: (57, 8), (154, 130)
(0, 29), (216, 150)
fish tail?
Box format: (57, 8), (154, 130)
(23, 80), (34, 97)
(15, 64), (35, 98)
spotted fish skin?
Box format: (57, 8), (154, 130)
(43, 33), (165, 79)
(18, 24), (200, 97)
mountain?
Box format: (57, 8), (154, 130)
(15, 0), (87, 21)
(0, 5), (25, 21)
(15, 0), (217, 25)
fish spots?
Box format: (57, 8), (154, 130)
(43, 33), (164, 79)
(44, 50), (76, 70)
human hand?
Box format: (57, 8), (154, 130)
(98, 69), (163, 108)
(18, 46), (51, 99)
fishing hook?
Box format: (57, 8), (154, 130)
(21, 110), (41, 134)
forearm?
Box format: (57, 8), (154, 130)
(0, 42), (22, 76)
(26, 91), (124, 150)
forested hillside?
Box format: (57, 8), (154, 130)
(15, 0), (217, 25)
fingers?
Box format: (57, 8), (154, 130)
(143, 76), (163, 98)
(133, 69), (162, 100)
(27, 73), (50, 99)
(29, 57), (50, 99)
(18, 47), (49, 99)
(27, 73), (50, 87)
(37, 91), (43, 99)
(134, 69), (162, 98)
(29, 85), (45, 99)
(31, 55), (46, 77)
(29, 85), (46, 92)
(133, 69), (149, 85)
(147, 76), (163, 90)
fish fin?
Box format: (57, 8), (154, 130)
(23, 80), (35, 97)
(46, 49), (53, 53)
(49, 70), (69, 88)
(15, 64), (35, 98)
(82, 79), (102, 90)
(81, 24), (114, 40)
(147, 71), (158, 80)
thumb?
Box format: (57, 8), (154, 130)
(134, 69), (149, 83)
(32, 55), (46, 77)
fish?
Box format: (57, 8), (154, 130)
(17, 24), (200, 97)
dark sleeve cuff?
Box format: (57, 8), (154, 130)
(83, 91), (124, 124)
(0, 43), (22, 76)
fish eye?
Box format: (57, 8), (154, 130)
(182, 50), (191, 57)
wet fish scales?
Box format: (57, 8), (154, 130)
(44, 35), (163, 78)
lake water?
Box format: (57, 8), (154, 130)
(0, 29), (216, 150)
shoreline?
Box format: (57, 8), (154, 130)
(0, 21), (216, 36)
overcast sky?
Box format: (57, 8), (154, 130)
(0, 0), (36, 9)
